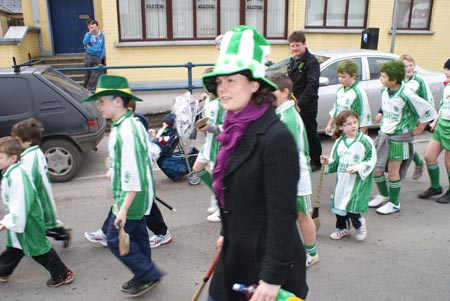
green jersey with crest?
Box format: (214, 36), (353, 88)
(380, 84), (436, 134)
(403, 71), (434, 105)
(200, 96), (225, 164)
(1, 163), (51, 256)
(108, 110), (155, 220)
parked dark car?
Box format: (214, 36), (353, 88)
(0, 64), (106, 182)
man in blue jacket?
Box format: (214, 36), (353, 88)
(83, 20), (105, 92)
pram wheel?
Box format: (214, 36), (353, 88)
(187, 172), (201, 185)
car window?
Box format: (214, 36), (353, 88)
(42, 68), (90, 102)
(367, 57), (395, 80)
(0, 77), (32, 116)
(321, 58), (362, 85)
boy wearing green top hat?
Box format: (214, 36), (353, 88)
(84, 75), (163, 297)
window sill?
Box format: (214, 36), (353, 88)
(388, 30), (435, 35)
(115, 39), (288, 47)
(303, 29), (364, 34)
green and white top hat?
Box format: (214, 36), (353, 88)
(83, 75), (143, 102)
(202, 25), (277, 95)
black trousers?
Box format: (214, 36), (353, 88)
(335, 213), (362, 229)
(101, 202), (168, 236)
(299, 111), (322, 165)
(0, 247), (68, 280)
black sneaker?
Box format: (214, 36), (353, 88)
(47, 270), (73, 287)
(63, 228), (72, 248)
(418, 187), (442, 199)
(436, 190), (450, 204)
(121, 277), (137, 292)
(123, 278), (160, 297)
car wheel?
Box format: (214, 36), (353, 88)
(41, 139), (83, 183)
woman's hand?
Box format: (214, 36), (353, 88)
(216, 236), (224, 252)
(251, 280), (281, 301)
(320, 155), (329, 165)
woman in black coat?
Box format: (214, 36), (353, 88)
(202, 25), (308, 301)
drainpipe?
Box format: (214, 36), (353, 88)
(390, 0), (399, 53)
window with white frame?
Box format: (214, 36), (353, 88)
(117, 0), (288, 41)
(395, 0), (433, 30)
(305, 0), (368, 28)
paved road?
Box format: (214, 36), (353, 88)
(1, 132), (450, 301)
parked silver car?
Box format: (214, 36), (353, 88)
(266, 49), (445, 132)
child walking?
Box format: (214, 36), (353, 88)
(11, 118), (72, 247)
(417, 58), (450, 204)
(400, 54), (435, 180)
(321, 110), (376, 240)
(368, 60), (437, 214)
(84, 75), (163, 297)
(0, 137), (73, 286)
(268, 72), (319, 266)
(192, 68), (226, 222)
(325, 59), (372, 134)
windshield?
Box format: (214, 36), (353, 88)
(314, 55), (330, 64)
(266, 54), (331, 76)
(41, 68), (90, 102)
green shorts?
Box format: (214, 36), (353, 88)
(297, 194), (313, 215)
(388, 140), (410, 161)
(432, 118), (450, 150)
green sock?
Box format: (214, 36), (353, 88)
(374, 174), (389, 197)
(427, 163), (440, 189)
(195, 169), (214, 192)
(388, 179), (401, 205)
(413, 151), (423, 166)
(304, 243), (317, 257)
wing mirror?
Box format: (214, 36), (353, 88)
(319, 77), (329, 87)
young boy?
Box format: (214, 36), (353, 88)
(84, 75), (163, 297)
(400, 54), (435, 180)
(268, 72), (319, 267)
(325, 59), (372, 134)
(368, 60), (437, 214)
(11, 118), (72, 248)
(417, 58), (450, 204)
(0, 136), (73, 286)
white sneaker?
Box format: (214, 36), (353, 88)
(355, 217), (367, 241)
(207, 196), (219, 214)
(376, 202), (400, 215)
(84, 229), (107, 247)
(368, 195), (388, 208)
(149, 230), (173, 248)
(206, 209), (221, 222)
(306, 253), (319, 267)
(330, 227), (351, 240)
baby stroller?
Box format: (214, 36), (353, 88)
(156, 92), (201, 185)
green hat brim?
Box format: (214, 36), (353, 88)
(202, 69), (277, 96)
(83, 89), (143, 102)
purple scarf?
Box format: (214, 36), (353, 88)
(213, 102), (270, 207)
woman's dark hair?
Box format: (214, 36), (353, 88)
(332, 110), (359, 139)
(240, 70), (276, 105)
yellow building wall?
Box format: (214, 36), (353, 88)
(0, 31), (40, 67)
(38, 0), (51, 51)
(21, 0), (33, 26)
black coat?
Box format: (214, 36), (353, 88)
(287, 48), (320, 114)
(209, 106), (308, 301)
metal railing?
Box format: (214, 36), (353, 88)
(57, 62), (214, 93)
(57, 61), (276, 93)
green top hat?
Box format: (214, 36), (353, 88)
(202, 25), (277, 95)
(83, 75), (143, 102)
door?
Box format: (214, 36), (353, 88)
(49, 0), (94, 54)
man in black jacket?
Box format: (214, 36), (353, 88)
(287, 31), (322, 171)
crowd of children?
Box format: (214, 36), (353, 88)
(1, 28), (449, 298)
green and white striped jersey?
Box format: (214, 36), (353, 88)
(200, 96), (225, 164)
(330, 81), (372, 128)
(1, 163), (51, 256)
(276, 100), (312, 196)
(108, 110), (155, 220)
(325, 131), (376, 213)
(380, 84), (437, 134)
(20, 146), (58, 229)
(439, 82), (450, 120)
(403, 71), (434, 105)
